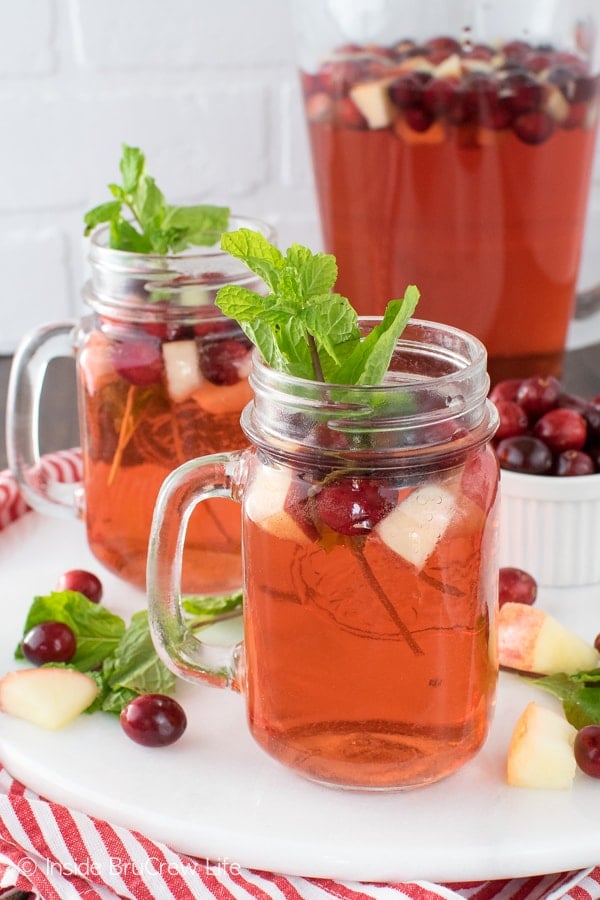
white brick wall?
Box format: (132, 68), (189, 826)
(0, 0), (320, 353)
(0, 0), (599, 353)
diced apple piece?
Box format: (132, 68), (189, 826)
(461, 57), (494, 74)
(162, 339), (203, 402)
(0, 668), (99, 730)
(498, 602), (600, 675)
(373, 482), (456, 569)
(543, 84), (570, 123)
(434, 53), (462, 79)
(349, 80), (395, 128)
(246, 466), (315, 545)
(507, 701), (577, 789)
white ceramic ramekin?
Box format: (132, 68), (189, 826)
(499, 468), (600, 588)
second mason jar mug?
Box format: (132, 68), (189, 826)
(6, 215), (275, 594)
(147, 318), (500, 791)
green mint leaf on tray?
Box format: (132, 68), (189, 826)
(84, 143), (230, 254)
(216, 228), (419, 383)
(101, 610), (176, 700)
(15, 590), (126, 672)
(531, 670), (600, 730)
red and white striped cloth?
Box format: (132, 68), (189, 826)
(1, 451), (599, 900)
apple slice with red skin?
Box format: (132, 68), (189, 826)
(498, 602), (600, 675)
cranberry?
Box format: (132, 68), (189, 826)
(404, 105), (435, 132)
(575, 725), (600, 778)
(489, 378), (523, 404)
(57, 569), (103, 603)
(389, 73), (429, 109)
(422, 78), (459, 115)
(315, 477), (394, 536)
(22, 621), (77, 666)
(463, 44), (495, 63)
(120, 694), (187, 748)
(533, 408), (587, 453)
(501, 71), (543, 115)
(503, 40), (532, 64)
(498, 567), (537, 607)
(494, 399), (529, 442)
(424, 36), (462, 63)
(495, 435), (553, 475)
(112, 336), (163, 386)
(554, 449), (595, 476)
(199, 338), (251, 385)
(512, 110), (554, 144)
(516, 375), (561, 419)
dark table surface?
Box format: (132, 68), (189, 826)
(1, 343), (600, 473)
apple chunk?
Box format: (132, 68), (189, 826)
(498, 602), (600, 675)
(246, 466), (315, 545)
(162, 339), (203, 402)
(373, 483), (456, 569)
(0, 667), (98, 730)
(507, 701), (577, 789)
(349, 80), (395, 129)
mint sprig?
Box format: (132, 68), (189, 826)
(16, 591), (175, 715)
(216, 228), (419, 383)
(84, 144), (230, 254)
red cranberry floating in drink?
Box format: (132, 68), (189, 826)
(315, 477), (394, 536)
(112, 336), (164, 386)
(200, 338), (252, 386)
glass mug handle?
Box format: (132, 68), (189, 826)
(6, 321), (81, 518)
(147, 451), (246, 691)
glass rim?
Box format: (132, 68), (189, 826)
(249, 316), (490, 393)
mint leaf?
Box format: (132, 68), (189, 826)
(84, 143), (229, 254)
(333, 289), (420, 385)
(217, 228), (420, 385)
(102, 609), (176, 699)
(182, 590), (243, 626)
(15, 591), (126, 672)
(220, 229), (285, 292)
(120, 144), (145, 193)
(531, 670), (600, 730)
